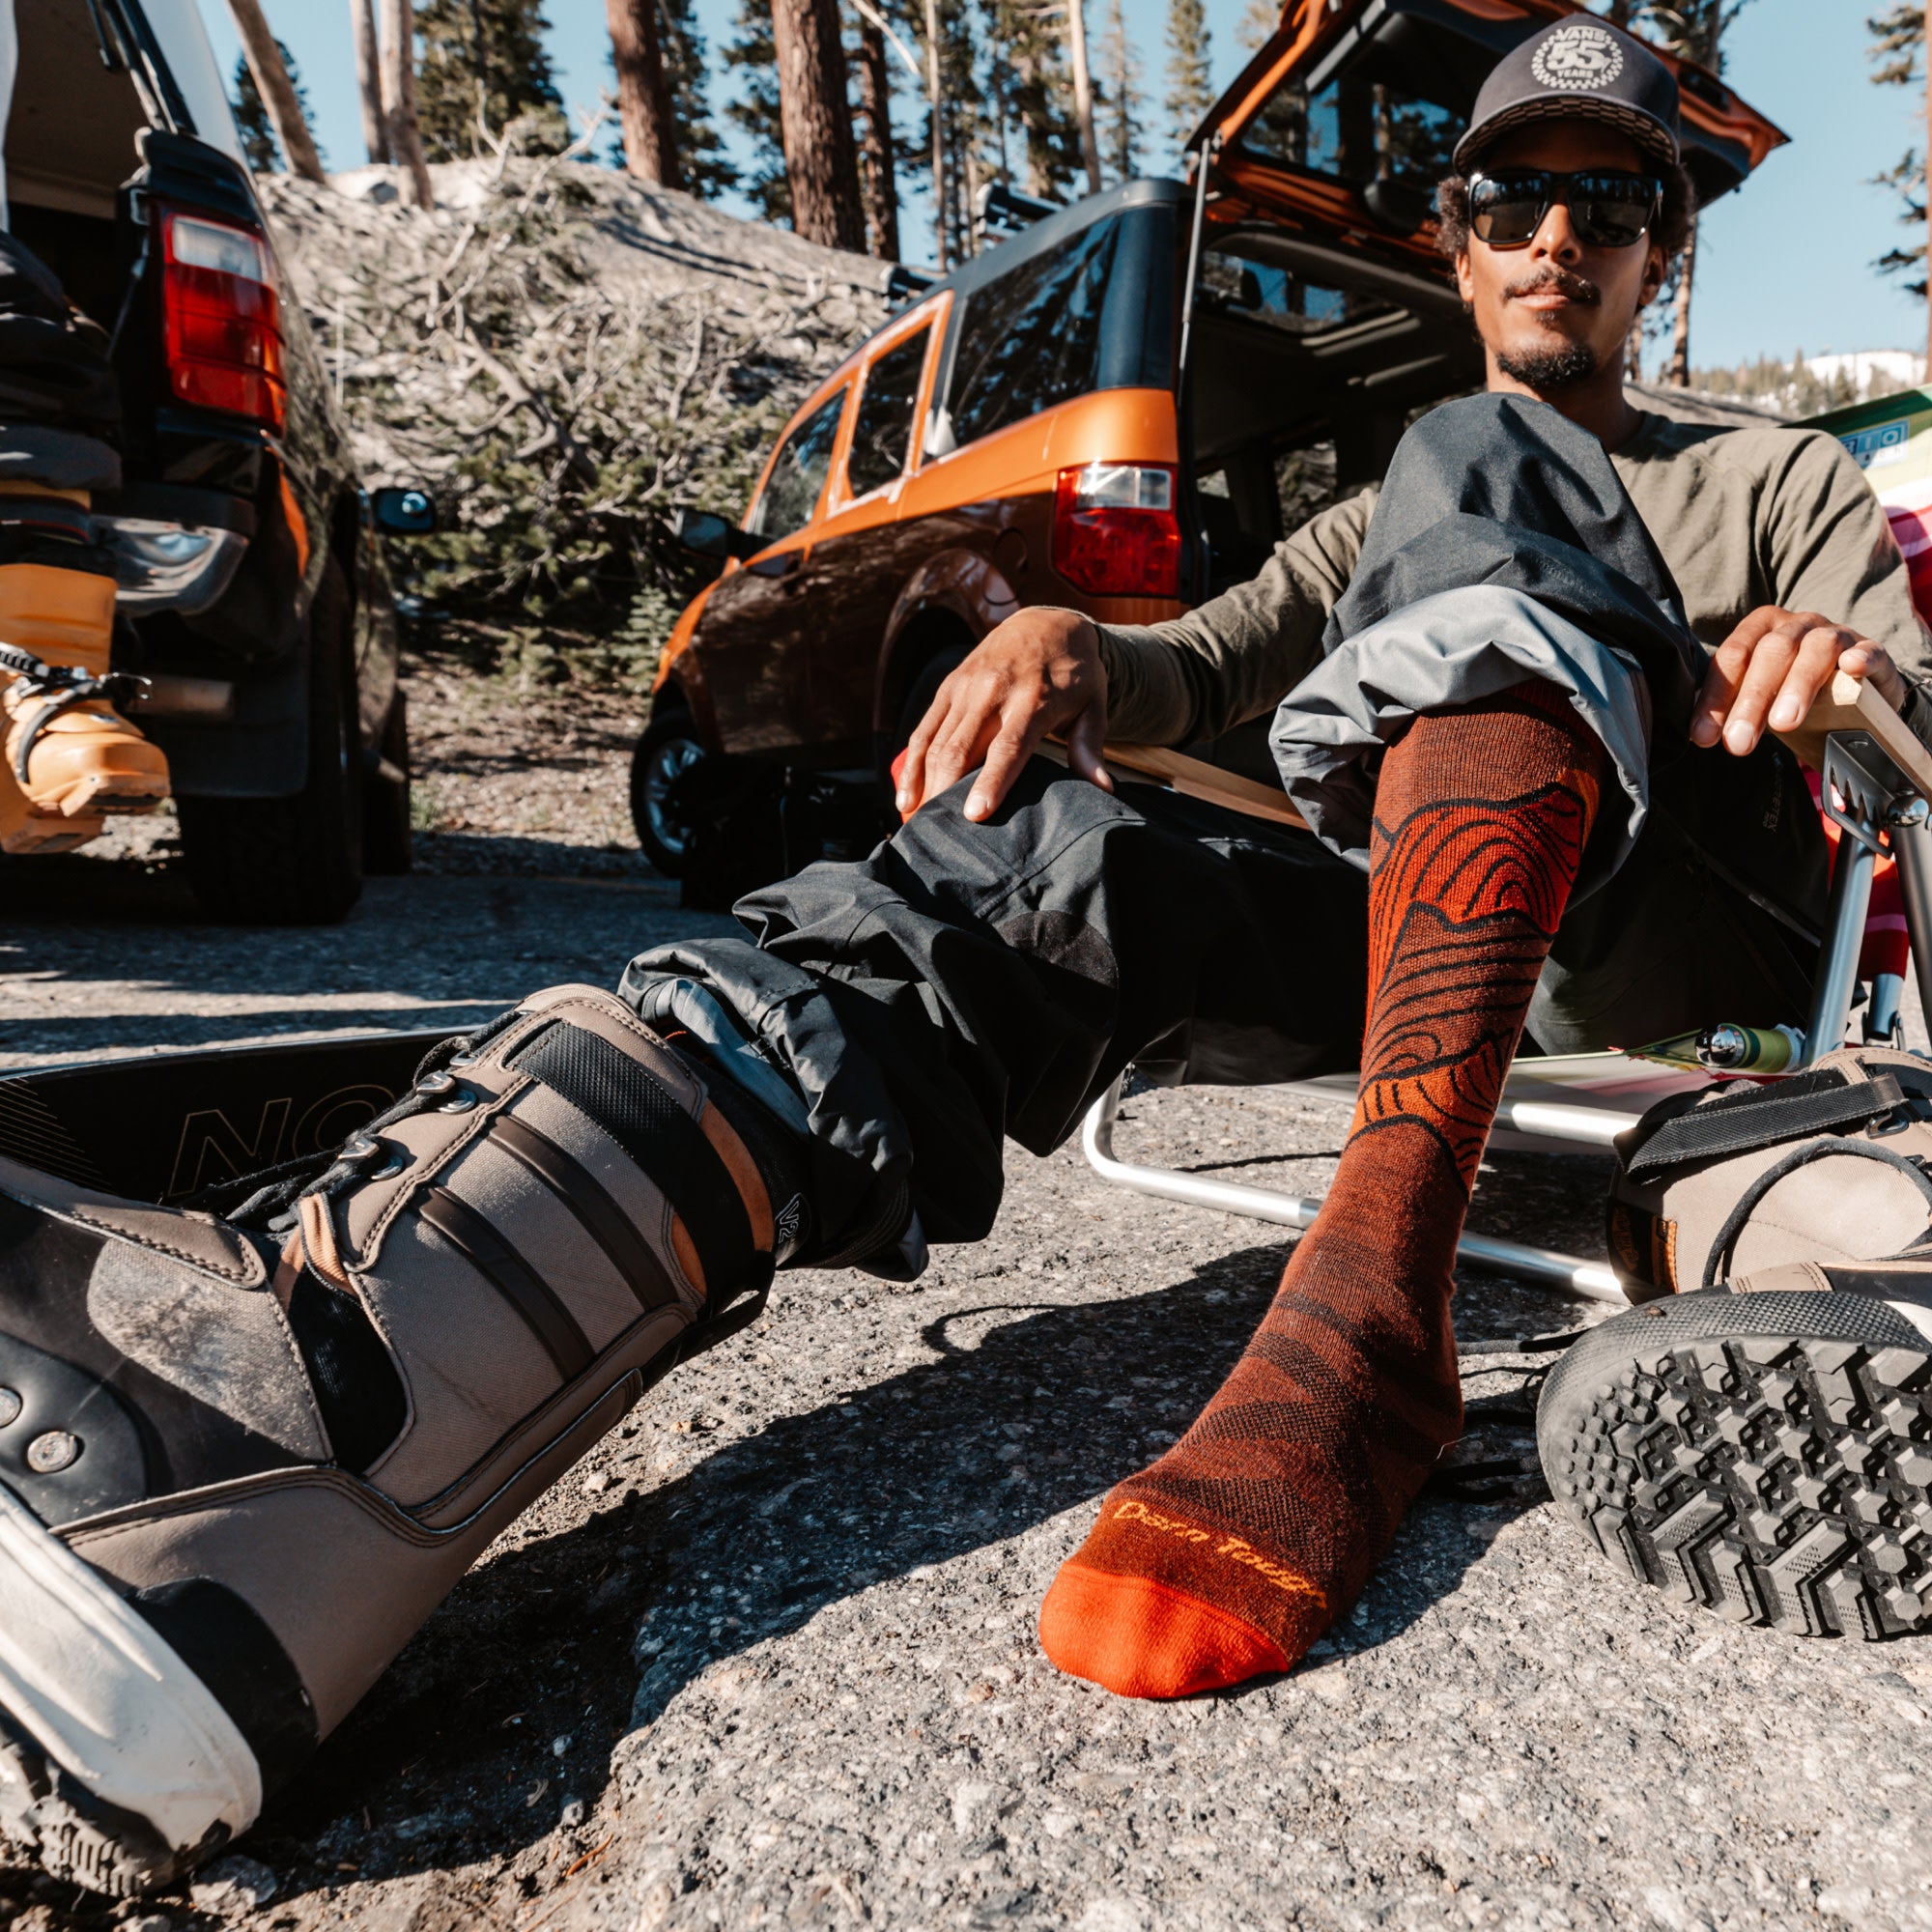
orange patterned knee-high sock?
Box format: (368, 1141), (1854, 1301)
(1038, 680), (1607, 1697)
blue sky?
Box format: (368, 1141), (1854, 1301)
(194, 0), (1927, 369)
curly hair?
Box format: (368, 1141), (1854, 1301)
(1433, 160), (1698, 266)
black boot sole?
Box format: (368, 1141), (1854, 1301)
(1536, 1290), (1932, 1639)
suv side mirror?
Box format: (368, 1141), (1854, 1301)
(674, 507), (763, 562)
(370, 486), (438, 535)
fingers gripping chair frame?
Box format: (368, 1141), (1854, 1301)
(1079, 694), (1932, 1311)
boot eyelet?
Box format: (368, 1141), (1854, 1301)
(437, 1085), (480, 1114)
(25, 1430), (80, 1474)
(341, 1134), (383, 1163)
(416, 1070), (456, 1097)
(370, 1146), (410, 1180)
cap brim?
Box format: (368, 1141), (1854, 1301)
(1453, 97), (1680, 176)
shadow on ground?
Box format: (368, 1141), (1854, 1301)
(228, 1240), (1520, 1908)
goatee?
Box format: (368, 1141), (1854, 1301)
(1493, 341), (1601, 390)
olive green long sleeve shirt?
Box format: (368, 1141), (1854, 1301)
(1094, 407), (1932, 750)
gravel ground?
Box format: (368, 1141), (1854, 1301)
(2, 703), (1930, 1932)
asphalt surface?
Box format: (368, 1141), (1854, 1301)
(4, 841), (1932, 1932)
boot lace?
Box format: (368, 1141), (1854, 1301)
(203, 1006), (526, 1231)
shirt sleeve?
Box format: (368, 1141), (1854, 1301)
(1091, 488), (1376, 745)
(1759, 428), (1932, 745)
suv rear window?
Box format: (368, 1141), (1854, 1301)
(751, 389), (846, 539)
(944, 206), (1173, 450)
(847, 327), (929, 498)
(1240, 71), (1461, 186)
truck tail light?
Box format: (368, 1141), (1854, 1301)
(1051, 462), (1180, 597)
(161, 212), (287, 432)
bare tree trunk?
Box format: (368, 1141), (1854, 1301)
(605, 0), (682, 187)
(1065, 0), (1102, 195)
(379, 0), (436, 208)
(923, 0), (948, 270)
(226, 0), (327, 183)
(769, 0), (867, 250)
(351, 0), (391, 163)
(856, 15), (900, 261)
(1625, 314), (1644, 383)
(1666, 217), (1695, 386)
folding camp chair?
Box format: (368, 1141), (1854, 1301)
(1077, 674), (1932, 1306)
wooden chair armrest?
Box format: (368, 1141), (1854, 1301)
(1775, 668), (1932, 800)
(1035, 738), (1311, 830)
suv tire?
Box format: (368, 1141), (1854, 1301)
(178, 559), (364, 925)
(629, 704), (707, 878)
(362, 687), (412, 876)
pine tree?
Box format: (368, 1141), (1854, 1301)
(606, 0), (680, 185)
(724, 0), (790, 221)
(1162, 0), (1211, 167)
(414, 0), (566, 160)
(853, 11), (901, 259)
(1097, 0), (1143, 184)
(606, 0), (737, 195)
(1868, 3), (1929, 311)
(663, 0), (738, 197)
(769, 0), (867, 249)
(230, 41), (325, 175)
(985, 0), (1082, 201)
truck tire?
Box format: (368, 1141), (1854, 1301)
(177, 559), (364, 925)
(362, 687), (412, 875)
(629, 704), (707, 878)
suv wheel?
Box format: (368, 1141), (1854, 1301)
(362, 687), (412, 876)
(177, 559), (364, 925)
(629, 706), (706, 877)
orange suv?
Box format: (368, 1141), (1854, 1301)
(633, 0), (1782, 878)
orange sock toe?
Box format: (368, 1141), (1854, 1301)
(1038, 1561), (1294, 1698)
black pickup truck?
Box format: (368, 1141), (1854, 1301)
(11, 0), (429, 922)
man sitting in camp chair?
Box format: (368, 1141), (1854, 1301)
(5, 16), (1930, 1894)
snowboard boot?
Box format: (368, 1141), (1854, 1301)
(0, 984), (797, 1894)
(0, 544), (170, 851)
(1538, 1272), (1932, 1641)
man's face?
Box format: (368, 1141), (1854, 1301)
(1454, 122), (1667, 391)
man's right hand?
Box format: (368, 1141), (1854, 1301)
(894, 608), (1112, 823)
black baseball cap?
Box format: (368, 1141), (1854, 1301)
(1452, 14), (1681, 176)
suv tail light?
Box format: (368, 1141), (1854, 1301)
(161, 212), (287, 432)
(1051, 462), (1181, 597)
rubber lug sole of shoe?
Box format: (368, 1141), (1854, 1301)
(0, 1484), (260, 1894)
(1537, 1290), (1932, 1640)
(42, 770), (168, 816)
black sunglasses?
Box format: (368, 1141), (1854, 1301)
(1468, 168), (1662, 250)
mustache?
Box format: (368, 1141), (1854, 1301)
(1502, 268), (1601, 306)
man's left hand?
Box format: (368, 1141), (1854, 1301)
(1691, 607), (1908, 755)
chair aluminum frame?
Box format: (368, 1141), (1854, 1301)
(1081, 717), (1932, 1308)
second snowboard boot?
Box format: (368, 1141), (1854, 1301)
(0, 541), (170, 852)
(0, 984), (795, 1894)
